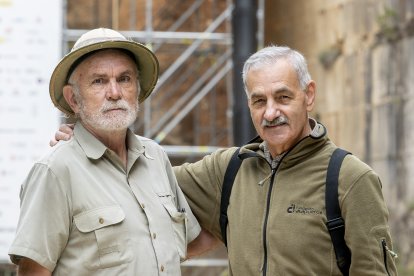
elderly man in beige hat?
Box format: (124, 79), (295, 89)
(8, 28), (205, 275)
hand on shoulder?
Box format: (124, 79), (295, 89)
(49, 123), (75, 147)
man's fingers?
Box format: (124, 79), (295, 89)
(59, 123), (75, 133)
(50, 124), (74, 147)
(56, 131), (71, 141)
(50, 130), (72, 147)
(49, 139), (58, 147)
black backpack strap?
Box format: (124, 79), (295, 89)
(220, 148), (242, 247)
(325, 148), (352, 275)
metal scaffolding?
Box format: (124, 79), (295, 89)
(0, 0), (265, 274)
(62, 0), (263, 161)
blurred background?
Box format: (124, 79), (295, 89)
(1, 0), (413, 275)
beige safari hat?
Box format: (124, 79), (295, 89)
(49, 28), (159, 116)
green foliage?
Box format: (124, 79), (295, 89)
(376, 6), (399, 41)
(318, 46), (342, 69)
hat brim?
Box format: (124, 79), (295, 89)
(49, 40), (159, 116)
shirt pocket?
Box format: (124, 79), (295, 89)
(157, 192), (188, 262)
(74, 205), (133, 270)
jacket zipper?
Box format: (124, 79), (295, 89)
(262, 168), (276, 276)
(258, 134), (316, 275)
(382, 239), (397, 276)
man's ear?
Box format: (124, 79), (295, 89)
(63, 85), (80, 114)
(305, 81), (316, 112)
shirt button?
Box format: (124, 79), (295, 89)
(152, 233), (157, 239)
(160, 265), (164, 272)
(141, 203), (145, 209)
(99, 218), (104, 224)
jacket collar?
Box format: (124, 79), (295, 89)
(239, 119), (330, 166)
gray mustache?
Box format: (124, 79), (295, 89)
(101, 100), (129, 112)
(262, 116), (288, 127)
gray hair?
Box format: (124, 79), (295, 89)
(242, 45), (311, 95)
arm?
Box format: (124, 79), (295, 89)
(9, 164), (71, 273)
(341, 158), (398, 275)
(49, 123), (74, 146)
(187, 228), (220, 259)
(173, 147), (237, 239)
(17, 257), (51, 276)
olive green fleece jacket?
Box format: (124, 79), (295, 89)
(174, 123), (397, 276)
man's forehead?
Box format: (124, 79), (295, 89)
(249, 85), (293, 97)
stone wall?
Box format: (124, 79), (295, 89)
(266, 0), (414, 270)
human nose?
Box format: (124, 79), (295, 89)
(106, 79), (122, 100)
(263, 100), (280, 121)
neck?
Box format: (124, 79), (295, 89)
(81, 122), (128, 168)
(269, 121), (312, 158)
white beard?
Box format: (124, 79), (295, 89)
(78, 98), (139, 131)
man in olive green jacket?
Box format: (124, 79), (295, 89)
(174, 121), (397, 275)
(174, 46), (397, 275)
(52, 45), (398, 275)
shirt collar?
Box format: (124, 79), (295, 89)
(74, 123), (148, 160)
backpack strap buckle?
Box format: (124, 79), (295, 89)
(326, 217), (345, 231)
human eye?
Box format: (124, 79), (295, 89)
(118, 74), (133, 85)
(118, 75), (132, 83)
(277, 94), (291, 103)
(91, 78), (105, 85)
(251, 97), (266, 106)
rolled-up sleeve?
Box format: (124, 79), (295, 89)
(9, 163), (71, 272)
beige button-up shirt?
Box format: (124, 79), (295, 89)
(9, 123), (201, 275)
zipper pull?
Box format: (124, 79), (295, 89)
(258, 169), (275, 186)
(382, 239), (398, 258)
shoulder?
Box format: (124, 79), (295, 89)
(339, 152), (382, 197)
(199, 146), (240, 169)
(174, 147), (239, 177)
(341, 153), (374, 180)
(135, 135), (165, 152)
(213, 146), (240, 162)
(135, 135), (160, 147)
(26, 139), (88, 186)
(134, 135), (169, 161)
(37, 139), (80, 167)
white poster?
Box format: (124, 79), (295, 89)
(0, 0), (62, 262)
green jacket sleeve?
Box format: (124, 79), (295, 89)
(340, 155), (397, 275)
(173, 147), (238, 240)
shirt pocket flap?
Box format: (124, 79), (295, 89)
(162, 202), (185, 220)
(74, 205), (125, 233)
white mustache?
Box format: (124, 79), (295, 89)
(262, 116), (288, 127)
(100, 100), (130, 112)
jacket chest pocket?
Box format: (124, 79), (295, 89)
(158, 193), (188, 262)
(74, 205), (133, 269)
